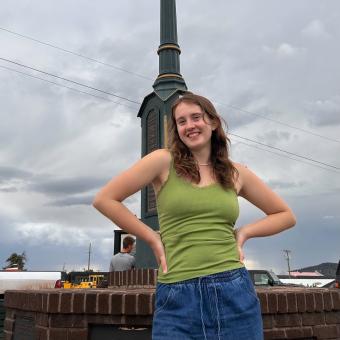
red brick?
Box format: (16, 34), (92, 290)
(85, 293), (97, 314)
(68, 328), (88, 340)
(47, 293), (60, 313)
(287, 292), (298, 313)
(114, 271), (120, 286)
(98, 293), (109, 314)
(28, 292), (43, 311)
(129, 269), (135, 286)
(125, 294), (137, 315)
(149, 269), (157, 286)
(262, 315), (273, 329)
(314, 292), (323, 312)
(42, 294), (48, 313)
(3, 319), (14, 332)
(4, 330), (13, 340)
(268, 293), (278, 313)
(59, 292), (72, 313)
(325, 311), (340, 324)
(5, 309), (15, 320)
(151, 292), (156, 313)
(142, 269), (148, 285)
(137, 293), (152, 315)
(274, 313), (301, 327)
(258, 293), (269, 314)
(122, 271), (128, 285)
(296, 292), (306, 313)
(111, 293), (123, 315)
(277, 293), (288, 313)
(107, 271), (113, 286)
(305, 292), (315, 312)
(49, 314), (86, 328)
(36, 313), (49, 327)
(49, 328), (68, 340)
(302, 312), (325, 326)
(263, 328), (285, 339)
(135, 269), (141, 285)
(331, 291), (340, 310)
(323, 291), (332, 311)
(35, 326), (48, 340)
(285, 326), (313, 338)
(4, 292), (14, 309)
(313, 324), (339, 339)
(72, 293), (85, 313)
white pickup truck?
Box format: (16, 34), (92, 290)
(0, 271), (62, 296)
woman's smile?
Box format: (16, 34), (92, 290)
(174, 101), (215, 151)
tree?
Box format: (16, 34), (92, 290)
(3, 251), (27, 270)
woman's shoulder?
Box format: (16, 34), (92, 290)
(148, 148), (171, 161)
(232, 161), (247, 173)
(146, 149), (172, 190)
(145, 148), (172, 171)
(231, 161), (251, 194)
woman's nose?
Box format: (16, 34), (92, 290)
(186, 119), (195, 129)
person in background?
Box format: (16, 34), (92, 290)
(94, 92), (296, 339)
(109, 235), (136, 272)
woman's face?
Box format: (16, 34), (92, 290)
(174, 101), (216, 152)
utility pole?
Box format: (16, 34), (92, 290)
(283, 249), (292, 277)
(87, 242), (91, 271)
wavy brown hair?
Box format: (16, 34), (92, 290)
(168, 92), (238, 190)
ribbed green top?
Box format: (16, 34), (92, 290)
(156, 162), (244, 283)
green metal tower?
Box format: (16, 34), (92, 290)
(136, 0), (187, 268)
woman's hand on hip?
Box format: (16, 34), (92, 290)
(149, 231), (168, 274)
(234, 227), (248, 264)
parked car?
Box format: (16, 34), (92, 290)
(248, 270), (302, 287)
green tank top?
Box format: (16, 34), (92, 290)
(156, 162), (244, 283)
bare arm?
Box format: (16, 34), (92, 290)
(234, 163), (296, 261)
(93, 149), (171, 272)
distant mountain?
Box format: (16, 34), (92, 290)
(294, 262), (339, 277)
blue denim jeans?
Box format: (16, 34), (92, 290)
(152, 267), (263, 339)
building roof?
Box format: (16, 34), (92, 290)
(289, 271), (324, 277)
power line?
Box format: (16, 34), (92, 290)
(232, 138), (340, 174)
(0, 27), (153, 80)
(0, 65), (138, 110)
(217, 102), (340, 144)
(2, 27), (338, 146)
(1, 56), (338, 173)
(0, 57), (141, 105)
(229, 132), (340, 170)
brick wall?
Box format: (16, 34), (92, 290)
(257, 286), (340, 339)
(4, 288), (154, 340)
(3, 269), (340, 339)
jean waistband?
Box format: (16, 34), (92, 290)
(159, 266), (247, 286)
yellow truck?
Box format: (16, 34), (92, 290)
(61, 272), (107, 289)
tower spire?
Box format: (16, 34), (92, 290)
(153, 0), (187, 99)
(136, 0), (187, 268)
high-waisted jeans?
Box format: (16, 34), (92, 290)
(152, 267), (263, 340)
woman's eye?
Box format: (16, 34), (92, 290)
(177, 120), (185, 126)
(193, 115), (201, 121)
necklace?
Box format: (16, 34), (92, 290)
(198, 163), (211, 166)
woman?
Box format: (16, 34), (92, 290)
(93, 93), (296, 339)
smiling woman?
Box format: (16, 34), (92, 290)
(93, 92), (296, 339)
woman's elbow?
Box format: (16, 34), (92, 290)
(92, 193), (104, 211)
(287, 209), (297, 229)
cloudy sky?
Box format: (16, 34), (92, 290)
(0, 1), (339, 274)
